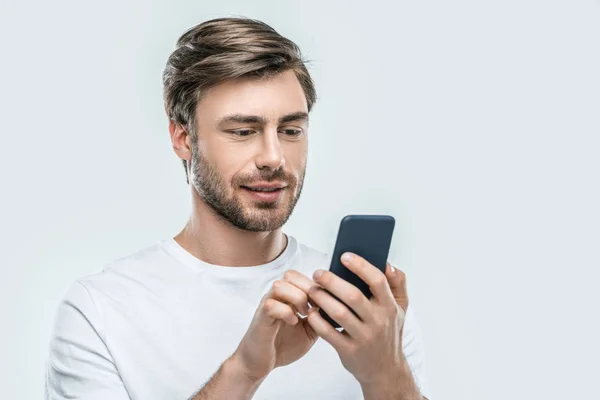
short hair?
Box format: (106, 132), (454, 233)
(162, 17), (317, 183)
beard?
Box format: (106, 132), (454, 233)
(190, 147), (305, 232)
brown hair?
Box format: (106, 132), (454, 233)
(162, 17), (317, 183)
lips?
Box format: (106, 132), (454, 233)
(243, 187), (281, 192)
(242, 182), (287, 203)
(242, 182), (287, 191)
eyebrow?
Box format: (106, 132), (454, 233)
(217, 111), (309, 127)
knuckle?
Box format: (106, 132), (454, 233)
(374, 318), (386, 332)
(297, 292), (308, 305)
(346, 290), (364, 307)
(263, 298), (276, 312)
(283, 269), (296, 281)
(271, 279), (284, 292)
(362, 331), (374, 344)
(374, 275), (387, 288)
(385, 304), (399, 320)
(330, 307), (347, 322)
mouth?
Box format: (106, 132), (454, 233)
(241, 182), (287, 191)
(242, 187), (283, 192)
(240, 183), (287, 201)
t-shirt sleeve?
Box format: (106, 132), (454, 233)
(402, 305), (433, 399)
(45, 280), (131, 400)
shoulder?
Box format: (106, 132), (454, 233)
(60, 240), (177, 314)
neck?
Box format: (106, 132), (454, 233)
(174, 188), (288, 267)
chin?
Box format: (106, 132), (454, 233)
(240, 204), (294, 231)
(239, 216), (289, 232)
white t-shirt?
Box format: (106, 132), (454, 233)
(45, 235), (432, 400)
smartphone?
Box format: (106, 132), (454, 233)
(318, 214), (396, 328)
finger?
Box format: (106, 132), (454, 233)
(306, 306), (352, 351)
(307, 285), (364, 338)
(312, 269), (373, 323)
(340, 252), (395, 305)
(262, 298), (299, 326)
(282, 269), (315, 292)
(271, 279), (310, 316)
(385, 262), (409, 312)
(282, 269), (321, 310)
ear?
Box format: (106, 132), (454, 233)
(169, 120), (192, 163)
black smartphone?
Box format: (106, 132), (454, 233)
(319, 214), (396, 329)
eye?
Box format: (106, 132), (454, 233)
(231, 130), (255, 137)
(280, 129), (302, 136)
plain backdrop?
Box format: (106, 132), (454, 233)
(1, 0), (599, 399)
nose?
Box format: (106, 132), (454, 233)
(255, 130), (285, 171)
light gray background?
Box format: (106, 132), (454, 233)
(1, 0), (599, 399)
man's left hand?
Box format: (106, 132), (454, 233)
(306, 252), (415, 394)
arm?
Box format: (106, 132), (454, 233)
(191, 269), (320, 399)
(189, 355), (264, 400)
(48, 282), (266, 400)
(45, 281), (130, 400)
(359, 354), (423, 400)
(49, 270), (317, 400)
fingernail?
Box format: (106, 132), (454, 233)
(342, 252), (353, 262)
(313, 269), (325, 280)
(390, 264), (396, 273)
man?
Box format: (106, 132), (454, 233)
(45, 17), (432, 400)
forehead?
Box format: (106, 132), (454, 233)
(196, 70), (308, 124)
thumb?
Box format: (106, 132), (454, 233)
(385, 262), (409, 312)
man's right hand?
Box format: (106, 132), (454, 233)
(191, 269), (318, 399)
(230, 269), (318, 382)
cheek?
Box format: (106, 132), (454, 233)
(203, 145), (250, 183)
(284, 142), (308, 170)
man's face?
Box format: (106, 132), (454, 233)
(190, 70), (309, 232)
